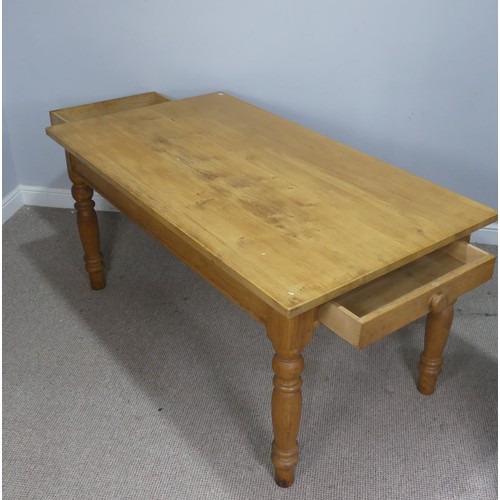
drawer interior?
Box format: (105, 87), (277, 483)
(335, 244), (475, 317)
(318, 241), (495, 348)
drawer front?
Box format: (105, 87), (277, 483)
(318, 242), (495, 348)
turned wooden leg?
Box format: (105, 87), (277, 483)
(266, 308), (315, 488)
(67, 153), (105, 290)
(417, 293), (455, 395)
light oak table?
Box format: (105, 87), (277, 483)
(47, 92), (497, 487)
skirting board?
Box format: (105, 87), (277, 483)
(2, 185), (117, 224)
(2, 185), (498, 245)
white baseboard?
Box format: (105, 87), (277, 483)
(2, 186), (25, 224)
(2, 184), (498, 246)
(20, 185), (117, 212)
(2, 185), (117, 224)
(470, 222), (497, 246)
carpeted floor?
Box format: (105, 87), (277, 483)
(3, 206), (497, 500)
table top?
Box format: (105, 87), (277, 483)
(46, 92), (497, 317)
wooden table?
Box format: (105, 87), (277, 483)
(46, 91), (497, 487)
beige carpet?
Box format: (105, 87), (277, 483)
(3, 206), (497, 499)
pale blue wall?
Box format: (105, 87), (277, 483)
(2, 115), (18, 197)
(4, 0), (497, 208)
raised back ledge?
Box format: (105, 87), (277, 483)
(49, 92), (171, 125)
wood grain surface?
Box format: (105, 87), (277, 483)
(46, 92), (497, 317)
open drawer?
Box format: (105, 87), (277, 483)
(318, 241), (495, 349)
(49, 92), (170, 125)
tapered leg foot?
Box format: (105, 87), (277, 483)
(273, 460), (295, 488)
(266, 308), (315, 488)
(418, 293), (455, 395)
(67, 153), (105, 290)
